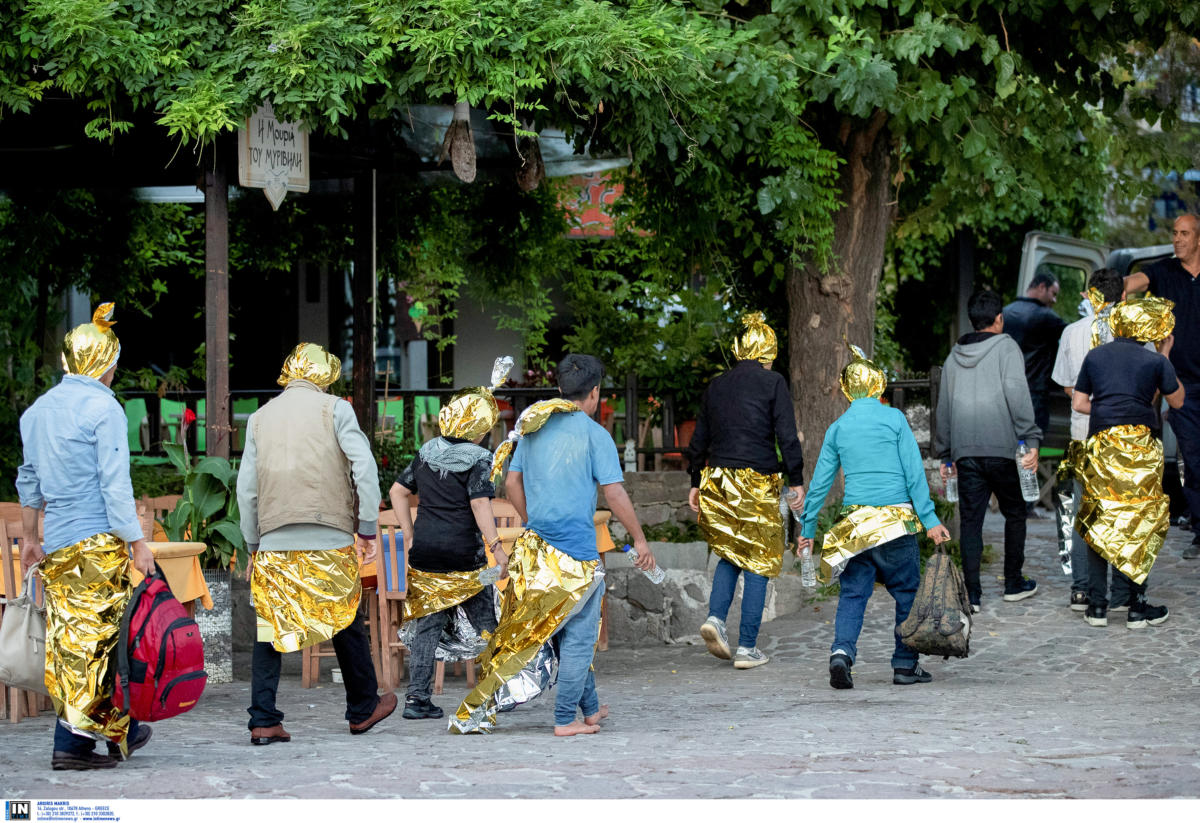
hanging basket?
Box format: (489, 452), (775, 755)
(438, 100), (477, 183)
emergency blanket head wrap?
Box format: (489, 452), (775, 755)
(839, 343), (886, 402)
(818, 504), (922, 582)
(450, 530), (600, 734)
(731, 312), (777, 364)
(1086, 288), (1117, 350)
(489, 397), (580, 483)
(62, 303), (121, 378)
(1075, 424), (1169, 585)
(41, 533), (134, 754)
(697, 466), (785, 578)
(250, 547), (361, 653)
(439, 356), (514, 441)
(278, 342), (342, 388)
(1108, 296), (1175, 344)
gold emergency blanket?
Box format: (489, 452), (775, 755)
(1109, 295), (1175, 343)
(41, 532), (133, 749)
(403, 567), (485, 622)
(818, 505), (922, 582)
(490, 398), (581, 483)
(1075, 425), (1169, 585)
(277, 342), (341, 388)
(450, 530), (598, 734)
(731, 312), (778, 364)
(251, 547), (361, 653)
(839, 343), (886, 402)
(439, 355), (514, 440)
(698, 466), (784, 578)
(61, 303), (120, 378)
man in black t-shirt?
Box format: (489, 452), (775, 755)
(1126, 213), (1200, 558)
(1004, 269), (1067, 433)
(388, 360), (511, 719)
(1073, 300), (1184, 629)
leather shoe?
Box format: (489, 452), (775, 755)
(250, 724), (292, 746)
(108, 725), (153, 760)
(349, 691), (398, 735)
(52, 751), (119, 771)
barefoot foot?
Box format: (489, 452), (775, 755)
(584, 705), (609, 726)
(554, 720), (600, 737)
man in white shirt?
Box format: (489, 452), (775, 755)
(1051, 269), (1132, 613)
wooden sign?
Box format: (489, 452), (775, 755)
(237, 102), (309, 210)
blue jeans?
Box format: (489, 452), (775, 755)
(553, 578), (604, 726)
(831, 533), (920, 670)
(54, 717), (140, 756)
(707, 558), (768, 649)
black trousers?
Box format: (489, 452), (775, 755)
(405, 588), (497, 702)
(247, 603), (379, 729)
(1167, 387), (1200, 529)
(957, 456), (1028, 603)
(1087, 546), (1145, 609)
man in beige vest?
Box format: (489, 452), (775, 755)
(237, 343), (396, 744)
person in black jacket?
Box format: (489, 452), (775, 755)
(686, 313), (805, 669)
(1003, 269), (1067, 434)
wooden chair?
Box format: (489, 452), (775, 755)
(144, 495), (182, 537)
(374, 509), (409, 691)
(299, 587), (384, 690)
(1, 520), (52, 722)
(491, 498), (520, 528)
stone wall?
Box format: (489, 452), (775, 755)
(608, 470), (695, 544)
(602, 541), (808, 646)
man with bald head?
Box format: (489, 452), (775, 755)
(1126, 214), (1200, 559)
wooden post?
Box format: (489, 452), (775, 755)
(205, 151), (231, 460)
(625, 372), (639, 471)
(352, 169), (378, 436)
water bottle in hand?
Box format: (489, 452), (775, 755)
(943, 462), (959, 503)
(783, 489), (803, 523)
(622, 544), (665, 584)
(478, 565), (503, 586)
(799, 542), (817, 588)
(1016, 440), (1040, 503)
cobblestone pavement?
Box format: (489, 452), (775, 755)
(3, 512), (1199, 799)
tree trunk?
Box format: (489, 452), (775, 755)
(787, 111), (894, 489)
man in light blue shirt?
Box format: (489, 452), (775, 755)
(799, 346), (949, 690)
(17, 303), (155, 771)
(505, 354), (656, 736)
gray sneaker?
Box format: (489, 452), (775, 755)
(1183, 542), (1200, 560)
(699, 617), (731, 660)
(733, 646), (769, 669)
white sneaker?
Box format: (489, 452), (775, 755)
(699, 617), (731, 660)
(734, 646), (769, 669)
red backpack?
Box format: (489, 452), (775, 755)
(113, 571), (207, 721)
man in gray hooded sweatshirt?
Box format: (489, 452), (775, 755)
(935, 290), (1042, 610)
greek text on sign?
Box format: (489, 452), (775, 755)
(237, 102), (310, 210)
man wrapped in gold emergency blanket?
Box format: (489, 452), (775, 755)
(1071, 296), (1180, 616)
(449, 530), (599, 734)
(251, 546), (362, 652)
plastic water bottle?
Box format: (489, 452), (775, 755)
(1016, 440), (1040, 503)
(478, 565), (502, 586)
(943, 462), (959, 503)
(623, 439), (637, 472)
(622, 544), (666, 584)
(783, 490), (816, 588)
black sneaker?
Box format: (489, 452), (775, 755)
(1084, 604), (1108, 627)
(1183, 542), (1200, 560)
(402, 696), (444, 719)
(1003, 577), (1038, 602)
(1069, 591), (1089, 612)
(893, 664), (932, 685)
(829, 653), (853, 690)
(1127, 601), (1169, 629)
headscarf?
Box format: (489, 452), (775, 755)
(1109, 295), (1175, 343)
(731, 312), (777, 364)
(839, 343), (886, 402)
(438, 356), (514, 441)
(62, 303), (121, 378)
(278, 343), (342, 388)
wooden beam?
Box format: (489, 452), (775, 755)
(352, 169), (377, 436)
(205, 151), (231, 460)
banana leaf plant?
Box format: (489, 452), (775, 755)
(161, 441), (246, 573)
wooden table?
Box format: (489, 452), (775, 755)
(132, 542), (213, 615)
